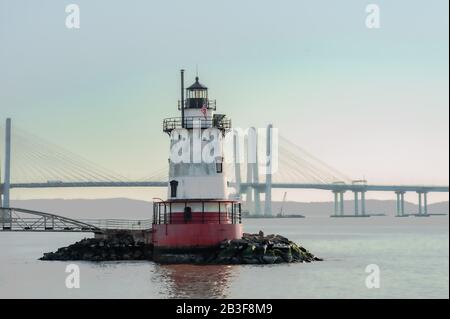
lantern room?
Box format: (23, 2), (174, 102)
(186, 76), (209, 109)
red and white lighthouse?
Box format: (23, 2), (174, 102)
(152, 70), (243, 260)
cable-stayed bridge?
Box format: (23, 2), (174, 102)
(0, 118), (448, 229)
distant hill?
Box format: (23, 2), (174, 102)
(10, 198), (449, 219)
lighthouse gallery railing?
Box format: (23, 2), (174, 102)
(163, 116), (231, 133)
(153, 200), (242, 225)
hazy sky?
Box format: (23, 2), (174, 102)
(0, 0), (448, 203)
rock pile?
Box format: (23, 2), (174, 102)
(40, 233), (153, 261)
(210, 231), (322, 264)
(39, 231), (321, 264)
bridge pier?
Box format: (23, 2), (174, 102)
(339, 191), (345, 215)
(395, 191), (406, 216)
(418, 192), (422, 215)
(352, 191), (367, 216)
(416, 191), (429, 216)
(245, 187), (253, 215)
(361, 191), (366, 216)
(401, 192), (405, 216)
(254, 189), (261, 216)
(333, 191), (339, 216)
(332, 190), (369, 217)
(332, 190), (345, 216)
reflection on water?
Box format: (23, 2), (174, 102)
(154, 264), (238, 298)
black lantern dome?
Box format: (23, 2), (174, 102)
(187, 76), (207, 90)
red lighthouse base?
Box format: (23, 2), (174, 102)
(152, 200), (243, 263)
(153, 223), (243, 249)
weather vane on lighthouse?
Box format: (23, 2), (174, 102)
(153, 70), (243, 262)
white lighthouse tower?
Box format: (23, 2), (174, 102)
(152, 70), (243, 258)
(166, 74), (228, 200)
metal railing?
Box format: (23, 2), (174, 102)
(153, 200), (242, 225)
(163, 116), (231, 133)
(0, 207), (152, 232)
(1, 208), (102, 232)
(79, 218), (152, 230)
(1, 217), (100, 232)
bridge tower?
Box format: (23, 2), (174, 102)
(240, 125), (273, 217)
(264, 124), (273, 217)
(244, 127), (262, 216)
(1, 118), (11, 208)
(244, 134), (254, 213)
(232, 131), (242, 199)
(152, 70), (243, 260)
(250, 127), (261, 216)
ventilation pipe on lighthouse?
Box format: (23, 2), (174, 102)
(180, 69), (185, 128)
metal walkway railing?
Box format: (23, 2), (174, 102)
(0, 207), (152, 233)
(79, 218), (152, 231)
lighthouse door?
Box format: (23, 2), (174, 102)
(170, 180), (179, 198)
(184, 206), (192, 222)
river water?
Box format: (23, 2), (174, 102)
(0, 216), (448, 299)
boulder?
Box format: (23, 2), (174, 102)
(262, 255), (277, 264)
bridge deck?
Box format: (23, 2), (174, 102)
(5, 181), (448, 193)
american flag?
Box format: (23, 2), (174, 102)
(200, 104), (207, 118)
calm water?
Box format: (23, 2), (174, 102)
(0, 216), (448, 299)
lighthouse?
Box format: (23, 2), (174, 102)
(152, 70), (243, 261)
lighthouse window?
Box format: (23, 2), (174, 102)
(169, 180), (178, 198)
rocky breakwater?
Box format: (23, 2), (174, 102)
(156, 231), (322, 264)
(40, 231), (321, 264)
(211, 232), (322, 264)
(40, 233), (153, 261)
